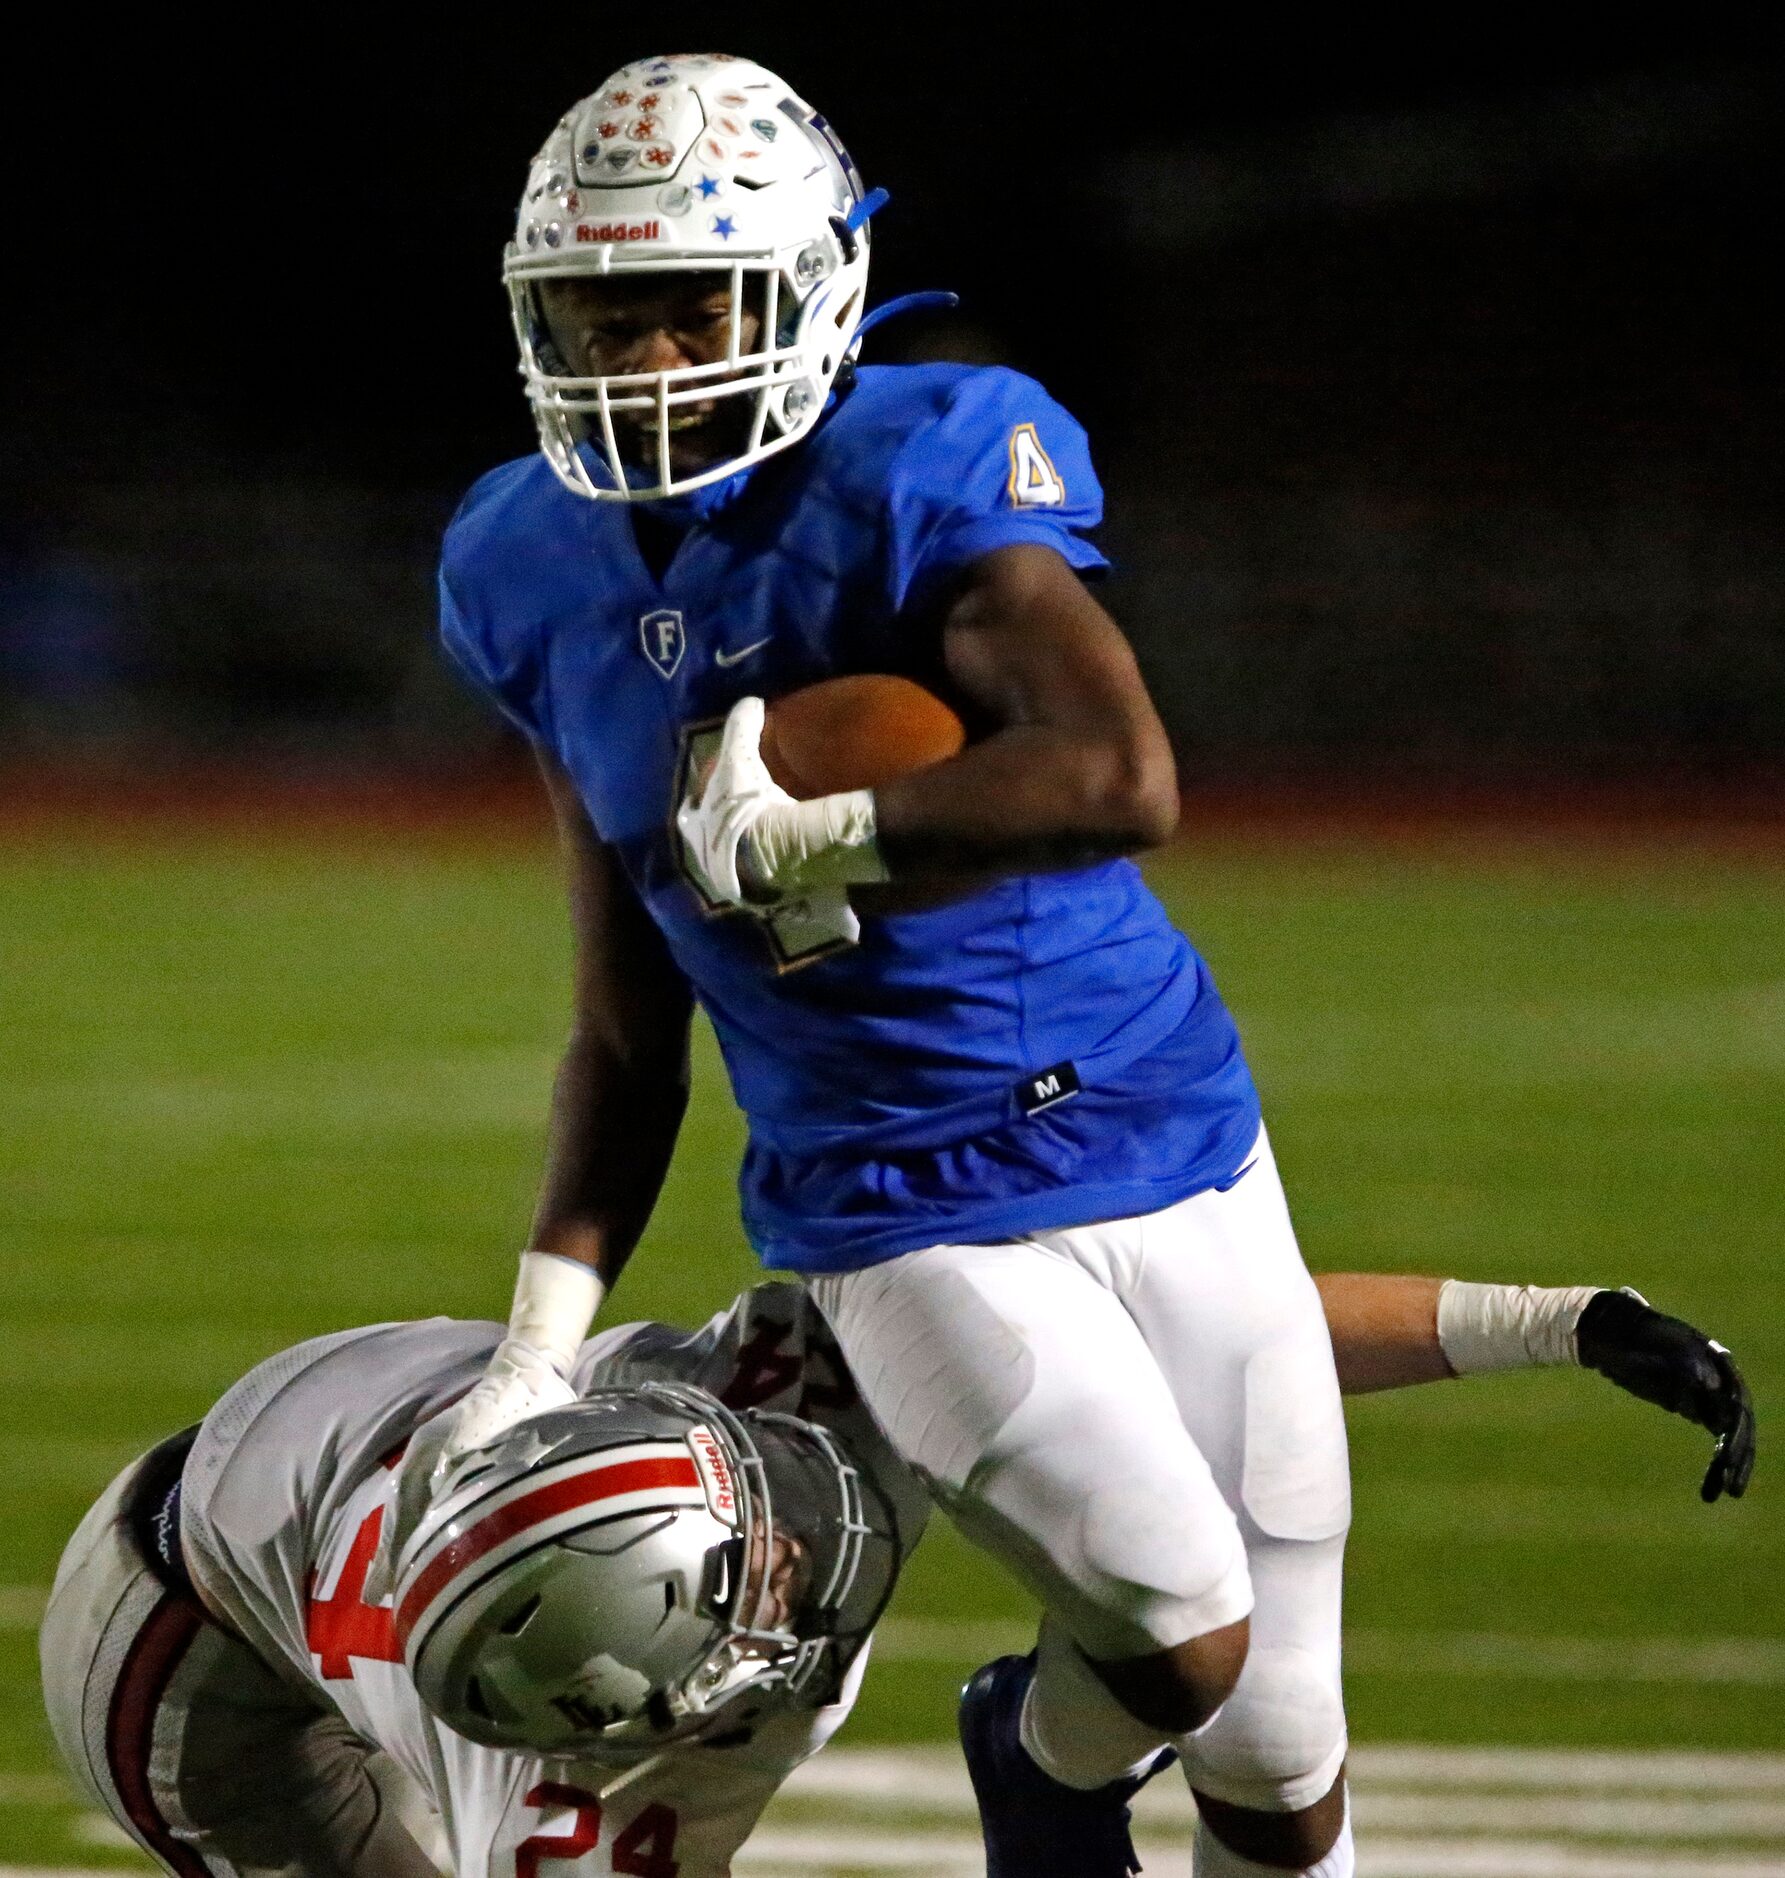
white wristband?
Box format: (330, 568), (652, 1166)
(1436, 1281), (1603, 1374)
(508, 1250), (605, 1376)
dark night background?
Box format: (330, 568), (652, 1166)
(2, 16), (1778, 793)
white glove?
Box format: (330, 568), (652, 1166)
(428, 1252), (605, 1487)
(372, 1369), (567, 1604)
(676, 696), (888, 907)
(428, 1337), (580, 1480)
(365, 1253), (604, 1603)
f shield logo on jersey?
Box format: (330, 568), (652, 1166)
(640, 609), (686, 679)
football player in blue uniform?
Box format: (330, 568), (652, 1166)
(418, 55), (1754, 1878)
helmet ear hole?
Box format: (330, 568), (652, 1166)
(519, 284), (573, 380)
(829, 213), (860, 267)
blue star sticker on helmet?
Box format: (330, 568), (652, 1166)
(696, 174), (723, 199)
(711, 214), (736, 240)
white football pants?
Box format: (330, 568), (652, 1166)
(808, 1126), (1351, 1812)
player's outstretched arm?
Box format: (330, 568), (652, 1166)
(529, 751), (696, 1280)
(1316, 1273), (1756, 1501)
(433, 753), (695, 1478)
(1314, 1273), (1451, 1392)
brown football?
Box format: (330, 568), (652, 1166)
(760, 675), (966, 800)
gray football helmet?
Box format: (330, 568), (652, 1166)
(392, 1382), (898, 1759)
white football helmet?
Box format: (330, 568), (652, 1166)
(392, 1383), (898, 1759)
(505, 53), (879, 501)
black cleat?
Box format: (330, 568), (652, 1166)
(958, 1652), (1173, 1877)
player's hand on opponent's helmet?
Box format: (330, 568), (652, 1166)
(676, 696), (887, 906)
(366, 1251), (605, 1603)
(1575, 1288), (1756, 1501)
(367, 1339), (583, 1605)
(432, 1337), (582, 1482)
(428, 1250), (604, 1490)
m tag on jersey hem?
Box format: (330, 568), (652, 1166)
(1016, 1060), (1080, 1116)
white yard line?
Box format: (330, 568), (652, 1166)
(777, 1742), (1785, 1810)
(2, 1870), (150, 1878)
(737, 1828), (984, 1873)
(1351, 1745), (1785, 1791)
(70, 1819), (134, 1852)
(774, 1774), (1785, 1839)
(739, 1836), (1785, 1878)
(1355, 1792), (1785, 1837)
(13, 1742), (1785, 1878)
(777, 1743), (960, 1801)
(1352, 1848), (1785, 1878)
(763, 1745), (1785, 1876)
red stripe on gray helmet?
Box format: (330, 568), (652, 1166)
(395, 1453), (700, 1650)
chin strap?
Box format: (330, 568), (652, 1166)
(844, 185), (891, 233)
(852, 291), (963, 351)
(596, 1748), (673, 1804)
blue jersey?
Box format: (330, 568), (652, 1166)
(440, 362), (1261, 1271)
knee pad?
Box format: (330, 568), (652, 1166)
(1064, 1473), (1252, 1659)
(1177, 1642), (1346, 1813)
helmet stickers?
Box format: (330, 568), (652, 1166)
(687, 1420), (741, 1526)
(505, 55), (876, 502)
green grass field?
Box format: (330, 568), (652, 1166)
(2, 819), (1780, 1869)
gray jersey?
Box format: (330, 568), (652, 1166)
(179, 1284), (928, 1876)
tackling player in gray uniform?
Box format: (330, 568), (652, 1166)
(40, 1275), (1750, 1878)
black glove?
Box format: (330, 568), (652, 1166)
(1575, 1288), (1756, 1502)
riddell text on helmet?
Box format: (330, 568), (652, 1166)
(576, 219), (662, 243)
(688, 1425), (739, 1526)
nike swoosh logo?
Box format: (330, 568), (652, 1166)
(715, 636), (773, 668)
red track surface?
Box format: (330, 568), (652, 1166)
(1, 761), (1780, 857)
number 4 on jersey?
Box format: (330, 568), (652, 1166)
(1007, 422), (1066, 507)
(672, 722), (861, 972)
(305, 1504), (401, 1680)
